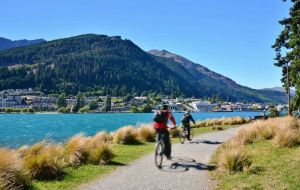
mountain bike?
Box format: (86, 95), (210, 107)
(179, 125), (194, 144)
(154, 127), (176, 169)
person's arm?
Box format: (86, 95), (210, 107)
(190, 115), (196, 124)
(169, 112), (176, 126)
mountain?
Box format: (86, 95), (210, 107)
(0, 37), (45, 51)
(262, 87), (295, 96)
(149, 50), (238, 87)
(149, 50), (288, 104)
(0, 34), (286, 103)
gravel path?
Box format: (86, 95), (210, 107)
(80, 128), (238, 190)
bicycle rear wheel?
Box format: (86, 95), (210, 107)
(190, 128), (195, 141)
(155, 141), (164, 169)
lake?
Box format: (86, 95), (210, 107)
(0, 111), (263, 147)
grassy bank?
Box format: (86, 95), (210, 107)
(32, 126), (236, 190)
(0, 117), (247, 190)
(210, 117), (300, 190)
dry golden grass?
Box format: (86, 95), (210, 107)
(23, 143), (66, 180)
(64, 134), (90, 167)
(17, 145), (30, 158)
(234, 117), (300, 147)
(113, 126), (139, 144)
(88, 144), (115, 165)
(273, 126), (300, 148)
(137, 124), (156, 142)
(194, 117), (247, 128)
(169, 128), (181, 138)
(217, 142), (252, 174)
(216, 116), (300, 175)
(0, 148), (30, 190)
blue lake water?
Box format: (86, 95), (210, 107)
(0, 112), (263, 147)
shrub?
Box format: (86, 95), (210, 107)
(90, 132), (113, 146)
(273, 126), (300, 148)
(269, 108), (280, 118)
(23, 143), (66, 180)
(27, 108), (34, 113)
(88, 144), (115, 165)
(79, 106), (89, 113)
(17, 145), (30, 158)
(194, 121), (206, 128)
(65, 134), (90, 167)
(58, 107), (70, 113)
(113, 126), (139, 144)
(169, 128), (181, 138)
(0, 148), (30, 190)
(138, 124), (156, 142)
(218, 144), (252, 174)
(22, 108), (28, 113)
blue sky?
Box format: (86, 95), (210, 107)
(0, 0), (291, 89)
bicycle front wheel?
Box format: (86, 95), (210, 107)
(154, 141), (164, 169)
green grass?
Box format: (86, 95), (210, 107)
(210, 140), (300, 190)
(31, 125), (235, 190)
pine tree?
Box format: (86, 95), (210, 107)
(56, 93), (67, 108)
(105, 95), (111, 112)
(273, 0), (300, 111)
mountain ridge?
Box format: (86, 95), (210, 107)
(0, 37), (46, 51)
(0, 34), (287, 103)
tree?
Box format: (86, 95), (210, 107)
(139, 104), (153, 113)
(104, 95), (111, 112)
(88, 100), (98, 110)
(56, 93), (67, 108)
(273, 0), (300, 112)
(73, 92), (85, 113)
(269, 108), (280, 118)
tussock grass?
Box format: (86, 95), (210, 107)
(113, 126), (139, 144)
(88, 144), (115, 165)
(234, 117), (300, 147)
(23, 143), (66, 180)
(65, 134), (90, 167)
(0, 148), (30, 190)
(195, 117), (247, 128)
(137, 124), (156, 142)
(217, 143), (252, 174)
(169, 128), (181, 138)
(212, 116), (300, 189)
(273, 126), (300, 148)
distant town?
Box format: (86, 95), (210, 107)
(0, 88), (288, 114)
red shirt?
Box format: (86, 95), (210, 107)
(154, 110), (176, 129)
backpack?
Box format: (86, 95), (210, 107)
(153, 111), (166, 123)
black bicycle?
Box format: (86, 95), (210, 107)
(154, 127), (176, 169)
(179, 125), (194, 144)
(154, 133), (165, 169)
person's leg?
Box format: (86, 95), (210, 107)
(155, 128), (162, 142)
(162, 129), (171, 157)
(186, 125), (191, 140)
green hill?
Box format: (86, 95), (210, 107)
(0, 34), (286, 103)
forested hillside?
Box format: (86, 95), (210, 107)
(0, 34), (286, 103)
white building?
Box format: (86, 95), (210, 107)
(190, 101), (218, 112)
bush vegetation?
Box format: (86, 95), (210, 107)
(213, 116), (300, 178)
(113, 126), (139, 144)
(0, 148), (30, 190)
(194, 117), (247, 128)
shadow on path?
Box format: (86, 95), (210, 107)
(159, 157), (216, 173)
(189, 140), (223, 145)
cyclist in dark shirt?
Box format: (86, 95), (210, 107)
(181, 111), (195, 141)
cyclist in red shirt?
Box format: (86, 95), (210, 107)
(154, 105), (176, 160)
